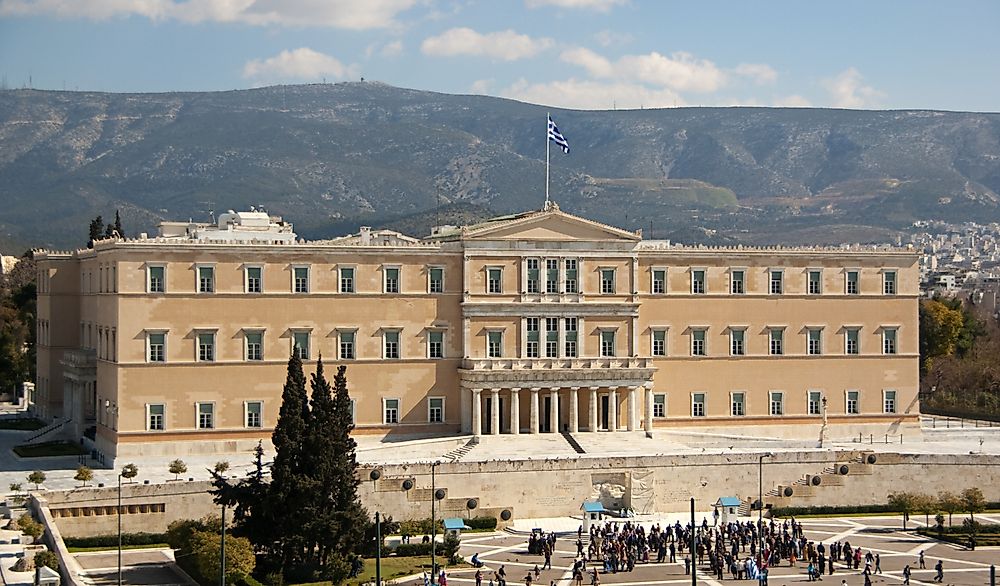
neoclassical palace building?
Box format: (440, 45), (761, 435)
(34, 205), (919, 463)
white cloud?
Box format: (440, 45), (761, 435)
(593, 29), (633, 47)
(470, 79), (494, 94)
(732, 63), (778, 85)
(560, 47), (726, 93)
(421, 27), (554, 61)
(774, 94), (813, 108)
(380, 40), (404, 57)
(525, 0), (627, 11)
(822, 67), (885, 109)
(501, 77), (684, 110)
(0, 0), (418, 29)
(242, 48), (357, 82)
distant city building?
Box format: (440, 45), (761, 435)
(34, 204), (920, 464)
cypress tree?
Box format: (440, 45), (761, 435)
(303, 356), (339, 566)
(328, 364), (367, 560)
(87, 215), (104, 248)
(113, 209), (124, 238)
(269, 354), (311, 570)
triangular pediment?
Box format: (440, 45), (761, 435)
(463, 209), (641, 242)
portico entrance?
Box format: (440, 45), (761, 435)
(484, 396), (506, 434)
(600, 394), (610, 431)
(541, 395), (558, 433)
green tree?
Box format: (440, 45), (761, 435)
(269, 353), (311, 570)
(34, 550), (58, 572)
(914, 493), (937, 527)
(191, 530), (256, 585)
(18, 513), (43, 539)
(961, 487), (986, 524)
(74, 465), (93, 487)
(121, 463), (139, 483)
(27, 470), (46, 490)
(938, 491), (962, 527)
(88, 215), (104, 248)
(214, 461), (230, 475)
(919, 299), (965, 371)
(210, 441), (274, 561)
(887, 491), (917, 530)
(169, 459), (187, 480)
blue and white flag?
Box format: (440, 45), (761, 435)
(547, 115), (570, 154)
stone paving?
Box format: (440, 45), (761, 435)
(73, 548), (196, 586)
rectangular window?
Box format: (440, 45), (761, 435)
(147, 404), (165, 431)
(246, 401), (262, 428)
(198, 266), (214, 293)
(653, 394), (666, 418)
(526, 259), (540, 294)
(883, 271), (897, 295)
(429, 267), (444, 293)
(883, 328), (898, 355)
(564, 317), (578, 357)
(692, 393), (706, 417)
(770, 392), (784, 416)
(339, 331), (355, 360)
(769, 270), (783, 295)
(148, 266), (165, 293)
(730, 270), (745, 294)
(769, 329), (784, 355)
(246, 266), (262, 293)
(545, 317), (559, 358)
(546, 259), (559, 294)
(292, 331), (310, 360)
(428, 397), (444, 423)
(846, 270), (860, 295)
(339, 267), (355, 293)
(808, 270), (822, 294)
(691, 269), (706, 294)
(197, 402), (214, 429)
(488, 267), (503, 294)
(245, 332), (263, 361)
(846, 390), (860, 415)
(384, 398), (399, 424)
(384, 330), (400, 359)
(652, 329), (666, 356)
(731, 392), (745, 417)
(384, 267), (400, 294)
(846, 329), (860, 355)
(600, 330), (616, 357)
(808, 329), (822, 355)
(197, 332), (215, 362)
(730, 329), (745, 356)
(691, 329), (706, 356)
(526, 318), (539, 358)
(564, 259), (578, 294)
(487, 330), (503, 358)
(293, 267), (309, 293)
(600, 269), (616, 294)
(808, 391), (823, 415)
(652, 269), (666, 294)
(883, 390), (897, 414)
(147, 332), (166, 362)
(428, 331), (444, 359)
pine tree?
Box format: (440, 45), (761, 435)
(87, 215), (104, 248)
(113, 209), (124, 238)
(211, 441), (276, 562)
(269, 353), (311, 570)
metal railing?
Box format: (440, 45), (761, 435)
(852, 433), (904, 444)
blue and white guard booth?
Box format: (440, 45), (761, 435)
(443, 518), (470, 538)
(581, 500), (608, 532)
(714, 497), (742, 525)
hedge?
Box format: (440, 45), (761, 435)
(466, 517), (498, 531)
(395, 542), (434, 557)
(770, 504), (897, 517)
(64, 532), (168, 549)
(917, 525), (1000, 536)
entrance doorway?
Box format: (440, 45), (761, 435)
(600, 394), (610, 430)
(484, 396), (506, 434)
(542, 395), (559, 432)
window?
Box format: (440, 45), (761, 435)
(147, 332), (166, 362)
(546, 259), (559, 294)
(846, 390), (860, 415)
(564, 259), (578, 294)
(383, 398), (399, 424)
(692, 393), (706, 417)
(883, 390), (897, 414)
(428, 331), (444, 359)
(691, 269), (706, 294)
(526, 259), (540, 294)
(147, 404), (165, 431)
(246, 266), (262, 293)
(293, 267), (309, 293)
(731, 392), (745, 417)
(769, 329), (784, 355)
(808, 270), (822, 294)
(339, 330), (356, 360)
(148, 266), (165, 293)
(846, 270), (860, 295)
(545, 318), (559, 358)
(730, 329), (745, 356)
(487, 267), (503, 294)
(770, 392), (784, 416)
(808, 391), (823, 415)
(245, 331), (263, 361)
(292, 331), (310, 360)
(384, 330), (400, 359)
(769, 270), (783, 295)
(652, 269), (666, 294)
(564, 317), (578, 357)
(883, 328), (898, 355)
(487, 330), (503, 358)
(197, 332), (215, 362)
(600, 269), (616, 294)
(339, 267), (355, 293)
(883, 271), (897, 295)
(691, 329), (706, 356)
(846, 328), (860, 355)
(652, 329), (667, 356)
(429, 267), (444, 293)
(197, 402), (214, 429)
(246, 401), (262, 428)
(198, 266), (215, 293)
(807, 329), (822, 355)
(731, 270), (745, 295)
(428, 397), (444, 423)
(600, 330), (616, 357)
(653, 394), (666, 418)
(526, 318), (539, 358)
(384, 267), (400, 294)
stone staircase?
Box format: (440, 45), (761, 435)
(442, 437), (480, 462)
(560, 431), (587, 454)
(21, 417), (69, 445)
(765, 451), (877, 509)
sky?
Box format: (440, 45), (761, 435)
(0, 0), (998, 112)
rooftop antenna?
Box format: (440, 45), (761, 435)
(200, 201), (215, 223)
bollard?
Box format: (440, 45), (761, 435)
(990, 564), (995, 586)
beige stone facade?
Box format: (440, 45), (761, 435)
(33, 205), (920, 464)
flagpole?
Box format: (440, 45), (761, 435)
(545, 112), (550, 207)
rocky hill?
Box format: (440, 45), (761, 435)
(1, 82), (998, 250)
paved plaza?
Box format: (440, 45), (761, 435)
(73, 548), (195, 586)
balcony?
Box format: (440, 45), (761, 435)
(459, 356), (655, 388)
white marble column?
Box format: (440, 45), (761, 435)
(627, 386), (637, 431)
(490, 389), (500, 436)
(472, 388), (482, 438)
(549, 388), (559, 433)
(510, 388), (521, 434)
(530, 388), (540, 434)
(589, 387), (599, 432)
(644, 385), (654, 434)
(608, 387), (618, 432)
(569, 387), (579, 433)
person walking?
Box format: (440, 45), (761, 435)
(902, 564), (911, 585)
(919, 551), (926, 569)
(874, 554), (882, 574)
(934, 560), (943, 583)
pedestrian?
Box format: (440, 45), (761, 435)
(476, 570), (484, 586)
(919, 551), (926, 569)
(934, 560), (943, 583)
(902, 564), (911, 585)
(875, 554), (881, 574)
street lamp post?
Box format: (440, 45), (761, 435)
(117, 471), (122, 586)
(220, 502), (226, 586)
(758, 452), (774, 570)
(375, 511), (382, 586)
(430, 460), (442, 585)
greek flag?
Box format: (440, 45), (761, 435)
(547, 115), (570, 154)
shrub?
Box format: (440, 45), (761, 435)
(27, 470), (46, 489)
(168, 459), (187, 480)
(18, 513), (43, 540)
(74, 465), (93, 487)
(395, 542), (433, 556)
(34, 550), (59, 572)
(466, 517), (498, 531)
(190, 530), (255, 584)
(166, 516), (221, 550)
(121, 463), (139, 482)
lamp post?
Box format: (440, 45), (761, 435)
(430, 460), (441, 585)
(758, 452), (774, 570)
(117, 470), (122, 586)
(375, 511), (382, 586)
(220, 501), (226, 586)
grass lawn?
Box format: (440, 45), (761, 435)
(14, 440), (89, 457)
(0, 418), (47, 431)
(68, 543), (170, 553)
(289, 556), (465, 586)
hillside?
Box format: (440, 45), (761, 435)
(1, 82), (999, 250)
